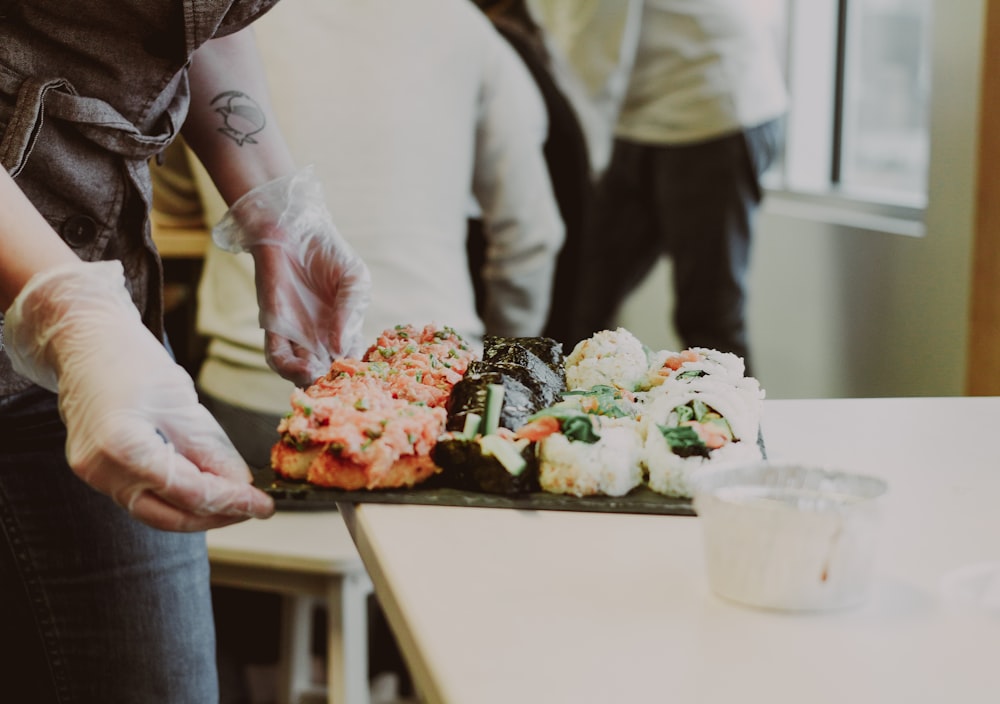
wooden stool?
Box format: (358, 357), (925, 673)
(207, 510), (372, 704)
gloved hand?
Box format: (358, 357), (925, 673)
(4, 260), (275, 532)
(213, 167), (371, 386)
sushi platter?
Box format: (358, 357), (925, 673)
(255, 465), (698, 515)
(259, 325), (767, 516)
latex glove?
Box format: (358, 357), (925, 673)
(4, 260), (275, 532)
(213, 167), (371, 386)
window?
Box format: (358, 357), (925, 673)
(771, 0), (933, 213)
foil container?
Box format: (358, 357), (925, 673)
(692, 462), (888, 611)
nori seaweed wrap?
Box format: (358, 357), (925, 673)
(483, 336), (566, 399)
(432, 436), (540, 495)
(449, 336), (567, 428)
(485, 361), (562, 424)
(446, 367), (540, 432)
(438, 336), (567, 495)
(445, 367), (500, 432)
(483, 335), (566, 378)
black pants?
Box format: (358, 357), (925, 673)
(568, 119), (784, 373)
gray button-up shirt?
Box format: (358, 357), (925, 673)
(0, 0), (280, 399)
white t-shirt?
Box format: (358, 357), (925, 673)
(195, 0), (564, 413)
(530, 0), (788, 150)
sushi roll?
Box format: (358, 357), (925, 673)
(432, 430), (540, 495)
(482, 335), (566, 383)
(362, 323), (478, 406)
(640, 390), (763, 498)
(271, 381), (447, 490)
(642, 347), (756, 394)
(642, 376), (763, 444)
(271, 323), (476, 490)
(526, 410), (644, 497)
(446, 336), (567, 433)
(565, 328), (651, 392)
(446, 366), (542, 432)
(434, 384), (541, 495)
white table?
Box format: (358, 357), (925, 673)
(207, 511), (373, 704)
(341, 397), (1000, 704)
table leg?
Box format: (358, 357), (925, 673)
(325, 573), (374, 704)
(278, 594), (317, 704)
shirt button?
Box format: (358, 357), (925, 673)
(61, 215), (98, 247)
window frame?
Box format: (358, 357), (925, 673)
(766, 0), (930, 237)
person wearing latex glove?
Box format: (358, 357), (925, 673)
(212, 167), (372, 387)
(0, 8), (341, 700)
(4, 255), (274, 532)
(180, 4), (565, 700)
(187, 0), (565, 473)
(183, 29), (372, 389)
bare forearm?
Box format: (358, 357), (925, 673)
(0, 169), (80, 310)
(182, 27), (295, 206)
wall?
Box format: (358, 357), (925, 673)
(617, 0), (985, 400)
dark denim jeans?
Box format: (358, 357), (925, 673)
(568, 117), (785, 374)
(0, 388), (218, 703)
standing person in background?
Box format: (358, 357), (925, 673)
(470, 0), (596, 350)
(191, 0), (564, 470)
(531, 0), (787, 370)
(0, 2), (372, 702)
(174, 1), (563, 700)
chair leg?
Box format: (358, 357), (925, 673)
(278, 594), (317, 704)
(325, 573), (374, 704)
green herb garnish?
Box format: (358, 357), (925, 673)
(527, 407), (600, 443)
(657, 425), (710, 458)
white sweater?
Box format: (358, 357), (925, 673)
(195, 0), (564, 414)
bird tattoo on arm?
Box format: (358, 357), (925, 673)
(211, 91), (267, 146)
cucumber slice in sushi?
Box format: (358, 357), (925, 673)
(432, 435), (540, 495)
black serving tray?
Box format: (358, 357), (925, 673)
(255, 430), (764, 517)
(254, 465), (695, 516)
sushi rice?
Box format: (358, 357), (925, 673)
(548, 328), (766, 500)
(537, 416), (644, 497)
(640, 413), (762, 498)
(565, 327), (651, 392)
(641, 376), (763, 444)
(637, 376), (764, 497)
(645, 346), (747, 386)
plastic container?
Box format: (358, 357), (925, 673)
(692, 463), (888, 611)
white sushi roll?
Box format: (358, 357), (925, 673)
(644, 371), (764, 413)
(642, 376), (763, 445)
(537, 416), (643, 497)
(565, 328), (650, 392)
(683, 347), (747, 378)
(557, 331), (765, 500)
(642, 347), (750, 391)
(641, 414), (763, 498)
